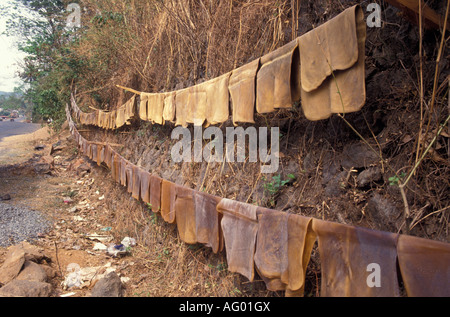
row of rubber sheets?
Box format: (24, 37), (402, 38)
(74, 5), (366, 130)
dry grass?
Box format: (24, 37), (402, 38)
(74, 0), (296, 108)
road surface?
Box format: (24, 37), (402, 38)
(0, 119), (42, 142)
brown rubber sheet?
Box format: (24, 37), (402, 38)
(254, 209), (315, 296)
(139, 92), (150, 121)
(163, 92), (176, 123)
(147, 93), (165, 125)
(149, 175), (162, 212)
(312, 219), (400, 297)
(139, 169), (151, 204)
(229, 58), (260, 125)
(131, 165), (142, 201)
(397, 234), (450, 297)
(194, 191), (223, 253)
(175, 186), (196, 244)
(175, 88), (190, 128)
(298, 5), (366, 121)
(256, 39), (301, 114)
(216, 198), (258, 281)
(161, 180), (177, 224)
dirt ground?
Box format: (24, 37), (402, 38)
(0, 125), (51, 166)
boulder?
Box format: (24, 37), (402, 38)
(15, 261), (47, 283)
(90, 271), (123, 297)
(0, 247), (25, 286)
(33, 155), (54, 174)
(0, 280), (53, 297)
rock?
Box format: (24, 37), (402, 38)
(90, 271), (123, 297)
(341, 142), (379, 169)
(18, 241), (48, 263)
(0, 194), (11, 201)
(50, 141), (66, 154)
(40, 264), (57, 279)
(357, 167), (382, 187)
(76, 163), (91, 176)
(0, 280), (53, 297)
(366, 193), (401, 230)
(33, 155), (54, 174)
(324, 171), (347, 197)
(15, 261), (48, 283)
(0, 247), (25, 285)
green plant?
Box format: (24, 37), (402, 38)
(388, 172), (406, 186)
(263, 173), (295, 206)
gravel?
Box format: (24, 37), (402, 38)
(0, 203), (52, 248)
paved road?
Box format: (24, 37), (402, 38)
(0, 119), (42, 142)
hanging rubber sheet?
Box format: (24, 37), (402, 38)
(256, 39), (301, 114)
(229, 59), (260, 125)
(254, 208), (315, 296)
(298, 5), (366, 121)
(312, 219), (400, 297)
(397, 234), (450, 297)
(217, 198), (258, 281)
(194, 191), (223, 254)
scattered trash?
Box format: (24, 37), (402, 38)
(67, 206), (78, 213)
(60, 292), (76, 297)
(106, 237), (136, 257)
(84, 233), (114, 243)
(100, 227), (112, 232)
(107, 244), (127, 258)
(93, 242), (108, 251)
(121, 237), (136, 248)
(63, 197), (74, 204)
(62, 262), (118, 290)
(63, 263), (82, 289)
(98, 195), (105, 201)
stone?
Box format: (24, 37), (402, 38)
(357, 167), (382, 187)
(341, 142), (379, 169)
(18, 241), (47, 263)
(33, 155), (54, 174)
(0, 280), (52, 297)
(51, 141), (66, 154)
(15, 261), (48, 283)
(0, 247), (25, 285)
(76, 163), (91, 176)
(90, 271), (123, 297)
(324, 171), (347, 197)
(0, 194), (11, 201)
(366, 193), (401, 230)
(40, 264), (57, 279)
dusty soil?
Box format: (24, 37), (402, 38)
(0, 125), (51, 166)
